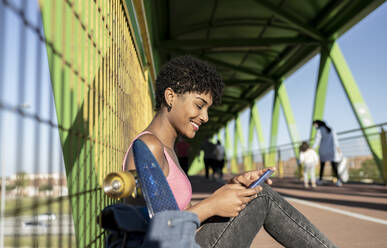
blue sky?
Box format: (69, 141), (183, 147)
(1, 1), (386, 176)
(0, 0), (64, 177)
(224, 2), (387, 156)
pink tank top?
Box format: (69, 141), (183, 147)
(122, 131), (192, 210)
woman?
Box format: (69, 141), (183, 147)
(124, 56), (337, 248)
(312, 120), (342, 186)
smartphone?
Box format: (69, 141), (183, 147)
(248, 169), (274, 188)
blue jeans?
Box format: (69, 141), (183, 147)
(195, 184), (338, 248)
(143, 210), (200, 248)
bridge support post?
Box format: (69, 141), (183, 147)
(224, 123), (232, 174)
(310, 45), (331, 143)
(234, 115), (246, 173)
(248, 103), (266, 171)
(380, 129), (387, 184)
(278, 82), (301, 158)
(330, 42), (383, 177)
(247, 110), (255, 171)
(268, 84), (281, 167)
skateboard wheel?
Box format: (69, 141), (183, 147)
(103, 171), (136, 199)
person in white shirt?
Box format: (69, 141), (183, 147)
(299, 141), (319, 188)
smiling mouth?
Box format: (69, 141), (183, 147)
(190, 121), (199, 131)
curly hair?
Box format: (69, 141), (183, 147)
(155, 55), (224, 110)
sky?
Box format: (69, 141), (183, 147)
(0, 1), (386, 176)
(0, 0), (64, 177)
(222, 2), (387, 157)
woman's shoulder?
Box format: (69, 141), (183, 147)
(128, 132), (169, 174)
(137, 133), (165, 156)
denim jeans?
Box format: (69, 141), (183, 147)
(195, 183), (338, 248)
(143, 210), (200, 248)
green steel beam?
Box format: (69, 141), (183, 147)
(143, 0), (161, 74)
(310, 46), (331, 141)
(265, 45), (301, 76)
(248, 108), (255, 171)
(247, 103), (265, 171)
(202, 56), (274, 82)
(157, 48), (275, 83)
(235, 115), (249, 171)
(124, 0), (147, 68)
(226, 122), (239, 174)
(209, 108), (234, 118)
(225, 123), (231, 160)
(233, 118), (240, 173)
(278, 82), (300, 157)
(224, 79), (269, 86)
(173, 19), (305, 37)
(268, 86), (281, 166)
(222, 95), (250, 105)
(330, 42), (383, 176)
(160, 37), (319, 50)
(205, 49), (281, 57)
(315, 0), (349, 30)
(251, 103), (265, 149)
(254, 0), (324, 40)
(187, 151), (204, 175)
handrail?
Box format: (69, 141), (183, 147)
(245, 122), (387, 153)
(337, 122), (387, 135)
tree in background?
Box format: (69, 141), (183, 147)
(14, 172), (29, 196)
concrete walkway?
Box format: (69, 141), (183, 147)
(190, 176), (387, 248)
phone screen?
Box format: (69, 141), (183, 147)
(248, 169), (274, 188)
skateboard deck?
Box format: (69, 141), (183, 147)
(132, 139), (179, 218)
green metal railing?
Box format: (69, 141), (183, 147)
(0, 0), (154, 247)
(226, 122), (387, 184)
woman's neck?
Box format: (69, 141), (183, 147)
(146, 112), (177, 149)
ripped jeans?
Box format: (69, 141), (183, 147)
(195, 184), (338, 248)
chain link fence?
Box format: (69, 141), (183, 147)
(0, 0), (153, 247)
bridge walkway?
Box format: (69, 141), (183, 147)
(190, 176), (387, 248)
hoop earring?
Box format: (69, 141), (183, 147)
(167, 104), (172, 112)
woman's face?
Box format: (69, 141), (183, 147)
(170, 91), (213, 139)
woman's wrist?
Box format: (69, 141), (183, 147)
(187, 197), (215, 223)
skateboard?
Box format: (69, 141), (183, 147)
(103, 139), (179, 218)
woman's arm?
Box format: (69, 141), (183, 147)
(186, 184), (260, 223)
(186, 168), (274, 223)
(313, 129), (322, 150)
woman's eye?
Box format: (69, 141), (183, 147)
(196, 104), (202, 110)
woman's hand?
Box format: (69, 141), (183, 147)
(187, 168), (275, 222)
(229, 168), (275, 188)
(187, 183), (260, 221)
(206, 184), (260, 217)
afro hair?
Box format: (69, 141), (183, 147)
(155, 55), (224, 110)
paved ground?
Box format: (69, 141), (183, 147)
(189, 176), (387, 248)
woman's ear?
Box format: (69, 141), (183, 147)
(164, 87), (175, 108)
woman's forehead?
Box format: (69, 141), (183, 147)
(187, 92), (213, 104)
